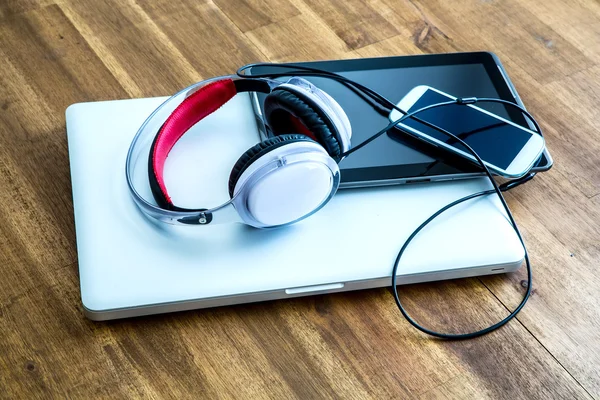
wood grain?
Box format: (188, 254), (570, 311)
(212, 0), (300, 33)
(301, 0), (400, 49)
(1, 0), (599, 398)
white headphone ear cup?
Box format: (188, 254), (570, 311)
(231, 140), (339, 228)
(247, 158), (335, 226)
(229, 134), (311, 198)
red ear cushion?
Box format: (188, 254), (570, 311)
(288, 116), (317, 140)
(151, 79), (237, 208)
(228, 134), (315, 197)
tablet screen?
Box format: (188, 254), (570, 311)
(251, 54), (539, 184)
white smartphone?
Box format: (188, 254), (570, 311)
(390, 85), (545, 178)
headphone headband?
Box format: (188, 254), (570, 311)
(149, 77), (272, 210)
(127, 74), (347, 226)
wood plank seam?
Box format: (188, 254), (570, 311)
(1, 0), (600, 397)
(210, 1), (272, 62)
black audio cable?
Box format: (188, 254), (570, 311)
(237, 63), (544, 339)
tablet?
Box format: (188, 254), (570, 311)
(250, 52), (552, 188)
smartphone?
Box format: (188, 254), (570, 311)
(390, 85), (545, 178)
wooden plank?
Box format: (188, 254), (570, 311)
(513, 0), (600, 64)
(355, 30), (456, 57)
(389, 0), (594, 84)
(245, 13), (356, 62)
(363, 0), (462, 54)
(136, 1), (265, 78)
(58, 0), (205, 97)
(544, 66), (600, 136)
(418, 374), (493, 399)
(0, 278), (591, 398)
(212, 0), (300, 33)
(542, 66), (600, 197)
(0, 0), (54, 19)
(300, 0), (400, 49)
(0, 5), (127, 301)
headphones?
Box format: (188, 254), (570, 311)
(128, 75), (352, 228)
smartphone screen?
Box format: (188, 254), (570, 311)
(400, 89), (536, 170)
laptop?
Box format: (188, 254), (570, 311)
(66, 93), (524, 321)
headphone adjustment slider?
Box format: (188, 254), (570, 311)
(457, 97), (477, 105)
(276, 156), (287, 167)
(198, 213), (208, 225)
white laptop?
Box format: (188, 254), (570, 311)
(66, 93), (524, 321)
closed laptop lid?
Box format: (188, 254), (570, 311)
(66, 95), (523, 313)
